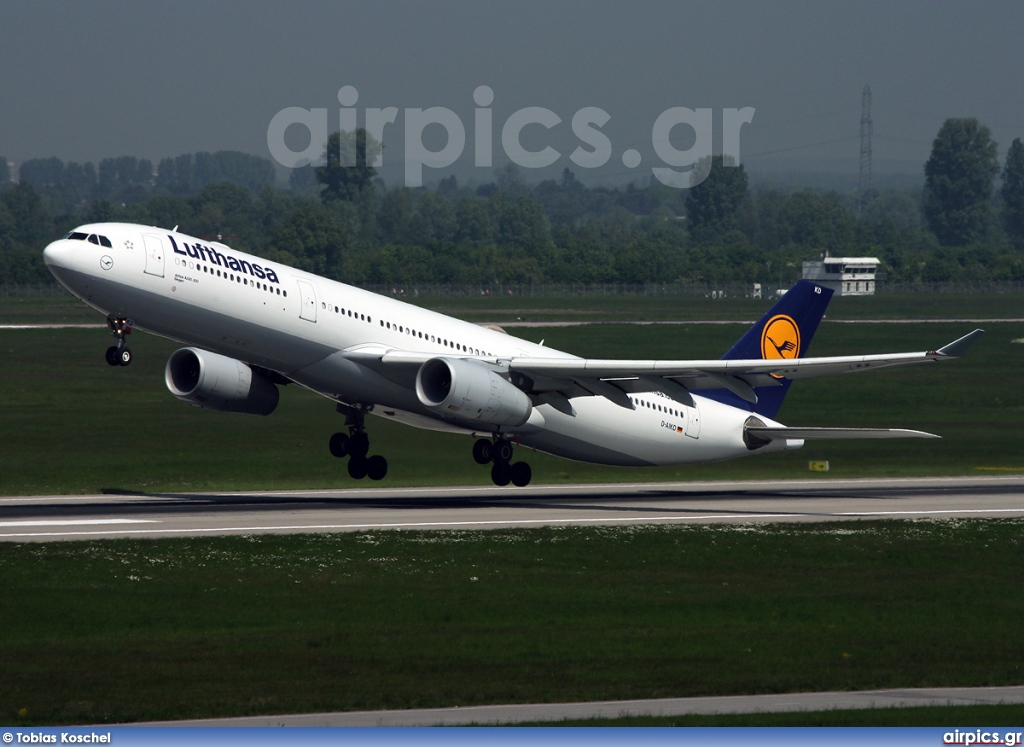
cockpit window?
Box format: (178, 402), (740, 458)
(65, 231), (112, 246)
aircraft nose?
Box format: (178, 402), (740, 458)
(42, 239), (70, 268)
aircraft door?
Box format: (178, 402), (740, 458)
(685, 402), (700, 439)
(297, 279), (317, 322)
(142, 234), (165, 278)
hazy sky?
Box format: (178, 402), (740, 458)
(2, 0), (1022, 186)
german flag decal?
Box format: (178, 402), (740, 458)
(760, 314), (801, 362)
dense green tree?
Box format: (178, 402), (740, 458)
(155, 154), (195, 195)
(289, 164), (317, 194)
(123, 194), (192, 233)
(157, 152), (275, 195)
(554, 225), (616, 283)
(0, 183), (55, 282)
(494, 163), (526, 194)
(18, 158), (97, 212)
(779, 190), (854, 251)
(64, 162), (98, 203)
(409, 191), (457, 245)
(0, 157), (9, 188)
(861, 189), (921, 232)
(750, 188), (788, 251)
(1, 183), (53, 247)
(194, 151), (275, 193)
(454, 197), (494, 245)
(18, 158), (66, 191)
(0, 193), (12, 252)
(494, 195), (551, 254)
(9, 132), (1024, 290)
(923, 118), (999, 246)
(97, 156), (152, 202)
(436, 174), (459, 196)
(377, 188), (413, 245)
(81, 199), (116, 224)
(269, 203), (347, 278)
(316, 129), (381, 203)
(188, 182), (259, 246)
(1001, 137), (1024, 250)
(684, 155), (749, 245)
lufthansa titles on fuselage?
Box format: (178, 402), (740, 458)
(169, 235), (280, 284)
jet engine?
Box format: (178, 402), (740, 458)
(415, 357), (532, 426)
(165, 347), (279, 416)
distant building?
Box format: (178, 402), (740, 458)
(802, 252), (880, 295)
(5, 161), (14, 183)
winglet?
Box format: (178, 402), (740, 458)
(935, 329), (985, 358)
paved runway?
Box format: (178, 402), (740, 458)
(143, 685), (1024, 726)
(2, 475), (1023, 541)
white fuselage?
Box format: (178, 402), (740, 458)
(43, 223), (794, 468)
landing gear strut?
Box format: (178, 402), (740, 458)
(474, 437), (532, 487)
(329, 404), (388, 481)
(105, 316), (133, 367)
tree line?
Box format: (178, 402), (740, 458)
(2, 118), (1024, 289)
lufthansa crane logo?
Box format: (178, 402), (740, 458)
(761, 314), (800, 376)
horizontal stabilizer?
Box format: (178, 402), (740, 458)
(745, 426), (940, 442)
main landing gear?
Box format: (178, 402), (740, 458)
(329, 405), (388, 481)
(104, 316), (133, 367)
(473, 437), (532, 487)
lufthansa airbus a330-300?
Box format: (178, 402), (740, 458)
(43, 223), (982, 487)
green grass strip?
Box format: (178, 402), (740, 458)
(2, 520), (1024, 725)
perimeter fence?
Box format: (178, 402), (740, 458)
(3, 280), (1024, 299)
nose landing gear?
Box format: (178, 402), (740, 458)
(105, 316), (133, 366)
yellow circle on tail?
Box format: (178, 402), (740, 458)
(761, 314), (801, 361)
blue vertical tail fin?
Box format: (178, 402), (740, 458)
(710, 280), (833, 419)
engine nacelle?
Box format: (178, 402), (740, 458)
(415, 357), (532, 426)
(165, 347), (279, 416)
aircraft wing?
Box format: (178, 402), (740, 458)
(506, 328), (985, 406)
(347, 329), (983, 410)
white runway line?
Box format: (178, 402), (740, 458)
(0, 519), (159, 527)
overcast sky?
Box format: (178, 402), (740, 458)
(2, 0), (1022, 187)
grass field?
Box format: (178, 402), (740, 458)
(1, 318), (1022, 495)
(2, 520), (1024, 725)
(2, 293), (1023, 727)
